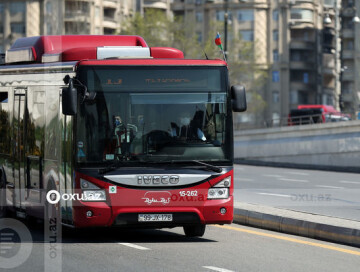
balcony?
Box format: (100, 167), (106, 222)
(341, 29), (355, 39)
(342, 70), (355, 81)
(341, 7), (356, 18)
(290, 61), (315, 70)
(290, 82), (316, 91)
(143, 0), (168, 10)
(103, 0), (118, 9)
(290, 41), (316, 50)
(342, 50), (354, 60)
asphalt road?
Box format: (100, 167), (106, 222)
(233, 164), (360, 221)
(2, 220), (360, 272)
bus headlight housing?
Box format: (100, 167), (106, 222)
(207, 177), (231, 199)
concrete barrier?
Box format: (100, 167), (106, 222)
(234, 120), (360, 172)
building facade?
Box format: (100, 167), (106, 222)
(340, 0), (360, 118)
(172, 0), (343, 125)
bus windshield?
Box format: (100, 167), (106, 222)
(76, 66), (232, 166)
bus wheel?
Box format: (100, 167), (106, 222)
(183, 224), (206, 237)
(0, 173), (7, 218)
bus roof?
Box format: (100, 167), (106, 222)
(4, 35), (186, 64)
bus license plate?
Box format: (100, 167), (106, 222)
(138, 214), (173, 222)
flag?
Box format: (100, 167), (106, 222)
(215, 33), (223, 50)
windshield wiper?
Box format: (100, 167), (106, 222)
(190, 160), (223, 173)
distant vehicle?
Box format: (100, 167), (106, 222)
(288, 105), (351, 125)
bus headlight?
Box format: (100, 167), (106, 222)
(83, 190), (106, 201)
(208, 176), (231, 199)
(207, 188), (229, 199)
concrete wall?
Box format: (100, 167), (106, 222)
(234, 120), (360, 172)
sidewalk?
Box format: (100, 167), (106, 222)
(233, 202), (360, 248)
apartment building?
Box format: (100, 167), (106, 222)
(340, 0), (360, 117)
(64, 0), (135, 35)
(171, 0), (343, 125)
(0, 0), (136, 52)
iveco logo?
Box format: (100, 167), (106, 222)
(137, 175), (179, 185)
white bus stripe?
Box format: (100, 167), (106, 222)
(118, 243), (150, 250)
(203, 266), (235, 272)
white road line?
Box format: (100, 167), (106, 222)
(203, 266), (235, 272)
(284, 172), (310, 176)
(118, 243), (150, 250)
(315, 185), (344, 189)
(234, 178), (253, 182)
(278, 178), (309, 183)
(263, 174), (283, 178)
(340, 180), (360, 185)
(257, 193), (292, 198)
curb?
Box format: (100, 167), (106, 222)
(233, 203), (360, 248)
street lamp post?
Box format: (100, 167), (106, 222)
(224, 0), (229, 58)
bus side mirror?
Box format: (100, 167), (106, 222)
(62, 79), (78, 116)
(231, 85), (247, 112)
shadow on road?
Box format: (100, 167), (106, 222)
(4, 218), (217, 244)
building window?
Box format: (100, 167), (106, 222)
(0, 92), (8, 103)
(46, 23), (53, 35)
(216, 11), (224, 21)
(272, 71), (280, 82)
(303, 73), (309, 84)
(290, 9), (313, 22)
(273, 10), (279, 21)
(196, 12), (203, 22)
(240, 30), (253, 41)
(237, 9), (254, 22)
(273, 30), (278, 41)
(0, 3), (4, 13)
(0, 45), (4, 53)
(290, 91), (298, 104)
(95, 7), (101, 18)
(273, 49), (279, 62)
(10, 2), (26, 14)
(196, 31), (202, 43)
(11, 23), (25, 34)
(46, 2), (52, 14)
(272, 91), (280, 103)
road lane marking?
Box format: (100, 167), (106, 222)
(263, 174), (283, 178)
(315, 185), (344, 189)
(257, 193), (292, 198)
(284, 172), (310, 176)
(118, 243), (150, 250)
(340, 180), (360, 185)
(214, 225), (360, 256)
(278, 178), (309, 183)
(203, 266), (234, 272)
(234, 178), (253, 182)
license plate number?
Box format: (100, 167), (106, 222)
(138, 214), (173, 222)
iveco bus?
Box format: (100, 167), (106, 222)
(0, 35), (246, 237)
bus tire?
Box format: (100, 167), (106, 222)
(0, 171), (7, 218)
(183, 224), (206, 237)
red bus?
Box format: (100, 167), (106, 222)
(0, 35), (246, 237)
